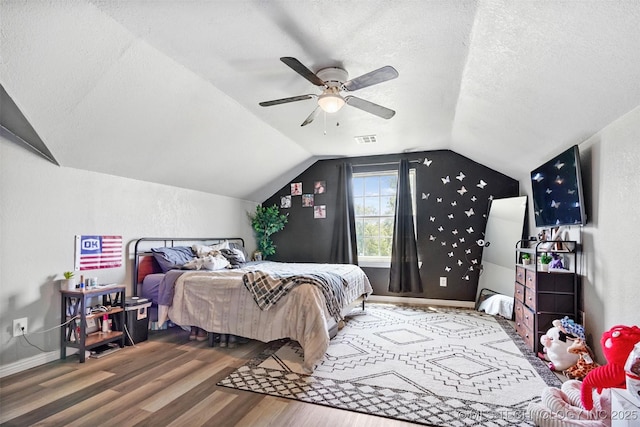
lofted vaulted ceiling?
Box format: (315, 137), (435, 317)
(2, 1), (639, 202)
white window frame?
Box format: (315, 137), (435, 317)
(353, 168), (416, 267)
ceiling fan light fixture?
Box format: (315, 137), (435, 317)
(317, 92), (345, 113)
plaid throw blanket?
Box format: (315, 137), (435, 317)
(242, 270), (346, 322)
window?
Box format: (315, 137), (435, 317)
(353, 169), (416, 263)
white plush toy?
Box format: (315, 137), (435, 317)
(540, 319), (580, 371)
(527, 380), (611, 427)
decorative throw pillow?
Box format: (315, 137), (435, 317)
(151, 246), (195, 273)
(220, 248), (246, 268)
(229, 242), (249, 261)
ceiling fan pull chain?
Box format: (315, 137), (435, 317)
(323, 111), (327, 135)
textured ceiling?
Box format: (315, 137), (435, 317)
(1, 0), (639, 202)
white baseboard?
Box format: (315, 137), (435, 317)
(0, 349), (77, 379)
(367, 295), (475, 309)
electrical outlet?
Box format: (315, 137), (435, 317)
(439, 277), (447, 287)
(13, 317), (27, 337)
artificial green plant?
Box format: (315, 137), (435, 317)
(249, 204), (288, 259)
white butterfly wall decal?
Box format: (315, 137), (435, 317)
(551, 200), (561, 208)
(438, 226), (444, 232)
(457, 260), (463, 266)
(448, 252), (454, 257)
(451, 229), (459, 235)
(466, 226), (474, 233)
(465, 208), (475, 217)
(554, 160), (565, 170)
(445, 266), (452, 272)
(448, 214), (454, 219)
(471, 196), (477, 202)
(532, 173), (544, 182)
(457, 186), (467, 195)
(477, 180), (487, 189)
(423, 158), (433, 166)
(429, 235), (436, 241)
(441, 176), (450, 184)
(422, 192), (430, 200)
(437, 197), (443, 203)
(456, 172), (466, 181)
(430, 216), (436, 222)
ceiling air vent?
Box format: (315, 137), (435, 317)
(354, 135), (377, 144)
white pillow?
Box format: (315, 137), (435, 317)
(192, 241), (229, 257)
(201, 254), (230, 270)
(182, 254), (230, 271)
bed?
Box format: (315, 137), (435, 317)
(475, 288), (514, 319)
(133, 237), (373, 372)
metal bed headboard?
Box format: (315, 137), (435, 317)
(132, 237), (245, 296)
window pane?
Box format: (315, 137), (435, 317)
(363, 237), (380, 256)
(364, 218), (379, 236)
(352, 177), (364, 197)
(364, 197), (379, 216)
(380, 175), (397, 195)
(356, 219), (364, 255)
(379, 237), (393, 256)
(353, 197), (365, 215)
(364, 176), (380, 196)
(380, 218), (394, 237)
(380, 195), (395, 215)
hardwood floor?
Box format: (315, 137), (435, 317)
(0, 327), (416, 427)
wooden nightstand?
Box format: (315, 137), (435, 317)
(60, 285), (126, 362)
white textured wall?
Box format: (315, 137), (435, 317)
(0, 134), (257, 373)
(579, 106), (640, 357)
(520, 105), (640, 362)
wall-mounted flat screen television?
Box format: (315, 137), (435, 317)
(530, 145), (587, 228)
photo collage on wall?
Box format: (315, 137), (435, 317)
(281, 181), (327, 219)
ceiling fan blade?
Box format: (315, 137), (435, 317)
(345, 96), (396, 119)
(342, 66), (399, 92)
(301, 107), (320, 126)
(280, 57), (326, 87)
(259, 94), (315, 107)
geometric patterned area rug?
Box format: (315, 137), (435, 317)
(218, 303), (562, 426)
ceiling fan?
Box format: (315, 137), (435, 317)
(259, 57), (398, 126)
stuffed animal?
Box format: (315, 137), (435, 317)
(581, 325), (640, 410)
(559, 316), (585, 341)
(540, 319), (580, 371)
(563, 338), (600, 380)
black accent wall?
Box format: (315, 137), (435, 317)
(263, 150), (518, 302)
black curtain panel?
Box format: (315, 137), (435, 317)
(389, 159), (422, 293)
(330, 162), (358, 264)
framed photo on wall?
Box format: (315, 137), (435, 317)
(291, 182), (302, 196)
(302, 194), (314, 207)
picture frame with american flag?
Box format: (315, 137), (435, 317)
(74, 235), (123, 271)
